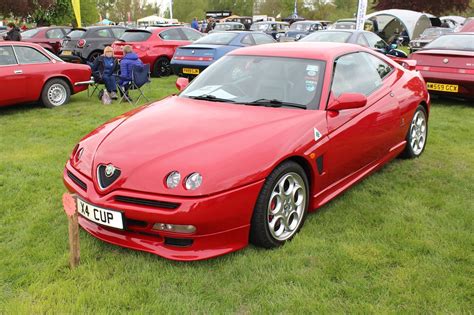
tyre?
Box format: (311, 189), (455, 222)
(153, 57), (171, 77)
(41, 78), (71, 108)
(400, 105), (428, 158)
(88, 51), (102, 63)
(250, 161), (309, 248)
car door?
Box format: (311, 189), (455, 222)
(0, 45), (26, 106)
(323, 52), (400, 186)
(13, 45), (52, 102)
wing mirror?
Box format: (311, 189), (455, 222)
(176, 77), (189, 92)
(328, 93), (367, 111)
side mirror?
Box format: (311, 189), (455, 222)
(390, 43), (398, 50)
(176, 77), (189, 92)
(328, 93), (367, 111)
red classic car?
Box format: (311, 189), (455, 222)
(410, 33), (474, 100)
(112, 27), (202, 77)
(20, 26), (72, 55)
(0, 42), (91, 108)
(64, 42), (430, 261)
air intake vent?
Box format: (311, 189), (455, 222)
(67, 170), (87, 191)
(115, 196), (180, 210)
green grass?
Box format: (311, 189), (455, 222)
(1, 78), (473, 313)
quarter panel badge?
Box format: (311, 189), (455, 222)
(314, 128), (322, 141)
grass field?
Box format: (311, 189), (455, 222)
(0, 77), (473, 313)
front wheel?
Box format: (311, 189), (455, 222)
(250, 161), (309, 249)
(41, 79), (71, 108)
(153, 57), (171, 77)
(401, 105), (428, 158)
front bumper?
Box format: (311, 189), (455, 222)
(63, 162), (264, 261)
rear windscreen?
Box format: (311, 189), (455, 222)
(67, 30), (86, 39)
(21, 29), (40, 38)
(194, 32), (238, 45)
(120, 31), (152, 42)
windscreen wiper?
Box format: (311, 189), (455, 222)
(244, 99), (306, 109)
(187, 94), (236, 103)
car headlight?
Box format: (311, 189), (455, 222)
(165, 171), (181, 189)
(295, 34), (301, 40)
(185, 172), (202, 190)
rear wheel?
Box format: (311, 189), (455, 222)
(41, 78), (71, 108)
(88, 51), (102, 63)
(401, 105), (428, 158)
(250, 161), (309, 248)
(153, 57), (171, 77)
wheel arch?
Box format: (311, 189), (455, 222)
(279, 155), (315, 201)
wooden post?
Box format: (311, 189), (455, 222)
(63, 193), (80, 268)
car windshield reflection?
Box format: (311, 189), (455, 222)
(180, 55), (325, 109)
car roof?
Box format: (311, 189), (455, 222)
(72, 26), (125, 31)
(229, 42), (364, 59)
(0, 41), (45, 49)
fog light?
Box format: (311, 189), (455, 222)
(153, 223), (196, 234)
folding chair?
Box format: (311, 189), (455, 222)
(87, 61), (103, 98)
(118, 64), (151, 105)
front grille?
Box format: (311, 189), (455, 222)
(125, 218), (148, 228)
(164, 237), (193, 247)
(115, 196), (180, 210)
(67, 170), (87, 191)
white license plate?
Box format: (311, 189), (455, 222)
(77, 199), (124, 230)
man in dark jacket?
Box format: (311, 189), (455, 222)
(3, 23), (21, 41)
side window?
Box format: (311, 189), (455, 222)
(111, 28), (125, 38)
(94, 29), (112, 38)
(356, 34), (369, 47)
(0, 46), (17, 65)
(241, 35), (254, 46)
(14, 46), (50, 64)
(364, 32), (387, 49)
(46, 29), (65, 39)
(331, 52), (382, 97)
(181, 28), (202, 41)
(362, 52), (393, 79)
(252, 33), (275, 45)
(159, 29), (183, 41)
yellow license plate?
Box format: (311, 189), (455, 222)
(426, 82), (458, 93)
(183, 68), (200, 75)
(62, 50), (72, 56)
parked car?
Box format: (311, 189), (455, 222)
(64, 42), (430, 261)
(250, 21), (289, 40)
(112, 26), (202, 77)
(59, 26), (127, 63)
(210, 22), (245, 33)
(410, 33), (474, 100)
(281, 20), (324, 41)
(19, 26), (72, 55)
(409, 27), (453, 53)
(459, 18), (474, 32)
(171, 31), (275, 79)
(224, 17), (253, 30)
(301, 30), (408, 58)
(0, 42), (91, 108)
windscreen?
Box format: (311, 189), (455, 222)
(120, 31), (151, 42)
(180, 55), (325, 109)
(301, 31), (351, 43)
(67, 29), (86, 39)
(21, 29), (40, 38)
(250, 23), (270, 31)
(194, 32), (238, 45)
(290, 23), (312, 31)
(424, 34), (474, 51)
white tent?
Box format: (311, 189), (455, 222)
(367, 9), (432, 41)
(137, 15), (179, 26)
(440, 15), (466, 26)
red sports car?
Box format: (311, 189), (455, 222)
(112, 27), (203, 77)
(410, 33), (474, 100)
(20, 26), (72, 55)
(63, 43), (430, 261)
(0, 41), (91, 108)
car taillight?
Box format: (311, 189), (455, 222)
(77, 39), (86, 48)
(174, 56), (213, 61)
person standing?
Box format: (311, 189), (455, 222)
(191, 17), (199, 30)
(3, 22), (21, 41)
(91, 46), (119, 99)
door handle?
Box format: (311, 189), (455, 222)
(14, 70), (23, 74)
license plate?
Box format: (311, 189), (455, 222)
(62, 50), (72, 56)
(183, 68), (200, 75)
(77, 199), (124, 230)
(426, 82), (458, 93)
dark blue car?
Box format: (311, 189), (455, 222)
(171, 31), (275, 78)
(281, 21), (324, 42)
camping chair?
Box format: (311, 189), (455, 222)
(118, 64), (151, 105)
(87, 61), (104, 97)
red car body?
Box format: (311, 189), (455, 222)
(410, 33), (474, 99)
(112, 27), (202, 76)
(20, 26), (72, 55)
(63, 43), (430, 261)
(0, 41), (91, 108)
